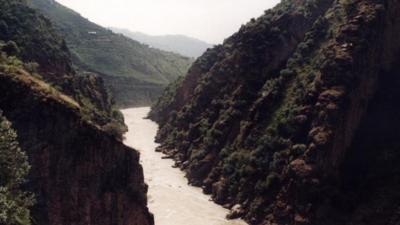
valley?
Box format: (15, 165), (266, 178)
(1, 0), (400, 225)
(123, 107), (247, 225)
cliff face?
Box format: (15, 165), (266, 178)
(150, 0), (400, 224)
(0, 0), (153, 224)
(0, 71), (154, 225)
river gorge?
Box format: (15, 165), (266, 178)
(122, 107), (247, 225)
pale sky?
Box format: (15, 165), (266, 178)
(55, 0), (281, 44)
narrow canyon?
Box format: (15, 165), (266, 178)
(122, 107), (247, 225)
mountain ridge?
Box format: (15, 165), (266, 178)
(29, 0), (193, 107)
(110, 28), (214, 58)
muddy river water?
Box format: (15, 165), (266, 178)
(122, 107), (247, 225)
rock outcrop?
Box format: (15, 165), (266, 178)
(0, 70), (154, 225)
(150, 0), (400, 224)
(0, 0), (154, 224)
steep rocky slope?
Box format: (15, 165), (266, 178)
(0, 71), (153, 225)
(1, 0), (127, 138)
(29, 0), (193, 107)
(0, 0), (153, 224)
(150, 0), (400, 224)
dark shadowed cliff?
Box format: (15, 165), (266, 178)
(0, 0), (153, 224)
(150, 0), (400, 224)
(0, 71), (154, 225)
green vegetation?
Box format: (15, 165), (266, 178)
(29, 0), (193, 106)
(0, 0), (72, 73)
(149, 76), (184, 123)
(0, 0), (127, 138)
(0, 112), (34, 225)
(150, 0), (368, 224)
(0, 45), (82, 111)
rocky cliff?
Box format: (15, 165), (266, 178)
(0, 71), (153, 225)
(150, 0), (400, 224)
(0, 0), (153, 224)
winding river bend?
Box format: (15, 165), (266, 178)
(122, 107), (247, 225)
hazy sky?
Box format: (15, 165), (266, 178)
(56, 0), (281, 44)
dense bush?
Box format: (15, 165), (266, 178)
(2, 41), (20, 56)
(0, 112), (34, 225)
(0, 0), (72, 73)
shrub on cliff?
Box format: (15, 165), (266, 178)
(2, 41), (20, 57)
(0, 111), (34, 225)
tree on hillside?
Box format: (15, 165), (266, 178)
(0, 111), (34, 225)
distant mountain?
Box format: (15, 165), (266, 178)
(111, 28), (214, 58)
(28, 0), (193, 107)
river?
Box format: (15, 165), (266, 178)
(122, 107), (247, 225)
